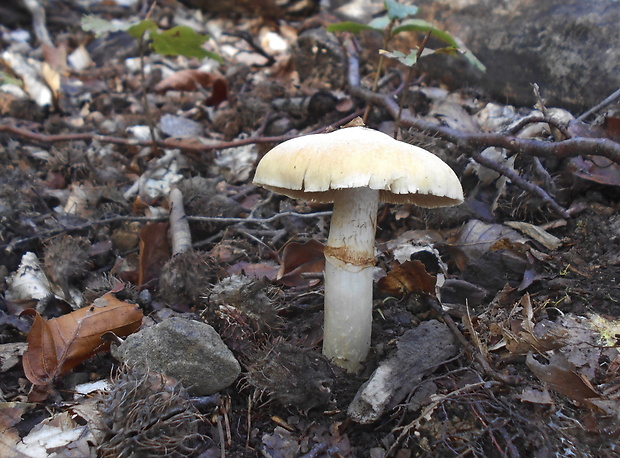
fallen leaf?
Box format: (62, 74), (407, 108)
(205, 78), (228, 106)
(154, 69), (213, 93)
(504, 221), (563, 250)
(602, 116), (620, 143)
(451, 219), (528, 261)
(0, 402), (30, 457)
(377, 260), (436, 297)
(277, 240), (325, 287)
(526, 352), (600, 406)
(138, 222), (170, 288)
(22, 293), (143, 386)
(569, 156), (620, 187)
(13, 410), (97, 457)
(516, 387), (554, 405)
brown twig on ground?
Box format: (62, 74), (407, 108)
(425, 297), (521, 386)
(2, 211), (331, 252)
(0, 111), (363, 157)
(350, 85), (620, 165)
(168, 188), (192, 256)
(386, 381), (500, 457)
(504, 113), (570, 137)
(577, 86), (620, 121)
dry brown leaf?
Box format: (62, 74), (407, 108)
(154, 69), (214, 94)
(205, 78), (228, 106)
(378, 260), (436, 298)
(569, 156), (620, 187)
(602, 116), (620, 143)
(22, 293), (143, 386)
(0, 402), (29, 457)
(526, 352), (600, 406)
(502, 295), (569, 354)
(138, 222), (170, 288)
(277, 239), (325, 287)
(516, 387), (555, 405)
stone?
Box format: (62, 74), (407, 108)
(414, 0), (620, 111)
(112, 317), (241, 396)
(348, 320), (458, 424)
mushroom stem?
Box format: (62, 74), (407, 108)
(323, 187), (379, 372)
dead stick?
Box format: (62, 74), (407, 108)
(168, 188), (192, 256)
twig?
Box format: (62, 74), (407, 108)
(350, 85), (620, 165)
(168, 188), (192, 256)
(0, 111), (363, 157)
(532, 83), (564, 141)
(342, 46), (620, 166)
(2, 211), (332, 252)
(469, 149), (569, 218)
(188, 211), (332, 225)
(386, 381), (498, 457)
(363, 19), (396, 123)
(425, 297), (521, 385)
(138, 2), (159, 152)
(0, 123), (296, 154)
(504, 113), (570, 137)
(577, 86), (620, 121)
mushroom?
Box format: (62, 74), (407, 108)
(253, 125), (464, 372)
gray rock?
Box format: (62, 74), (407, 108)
(159, 114), (204, 138)
(348, 320), (458, 424)
(112, 317), (240, 396)
(414, 0), (620, 111)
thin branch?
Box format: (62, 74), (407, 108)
(0, 111), (363, 156)
(350, 85), (620, 165)
(168, 188), (192, 256)
(469, 149), (570, 219)
(2, 211), (332, 252)
(577, 86), (620, 121)
(386, 381), (500, 457)
(187, 211), (332, 224)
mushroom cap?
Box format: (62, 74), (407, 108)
(253, 126), (464, 207)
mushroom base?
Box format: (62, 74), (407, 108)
(323, 255), (373, 372)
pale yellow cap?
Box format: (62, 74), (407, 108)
(253, 126), (464, 207)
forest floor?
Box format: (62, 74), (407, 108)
(0, 1), (619, 457)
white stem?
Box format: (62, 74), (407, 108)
(323, 187), (379, 372)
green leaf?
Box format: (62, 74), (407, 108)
(380, 49), (417, 67)
(384, 0), (418, 20)
(430, 46), (459, 57)
(462, 51), (486, 72)
(127, 19), (157, 40)
(392, 19), (458, 47)
(81, 15), (130, 37)
(368, 15), (390, 31)
(150, 26), (222, 62)
(326, 21), (384, 34)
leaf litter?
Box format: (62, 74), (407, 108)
(0, 0), (619, 456)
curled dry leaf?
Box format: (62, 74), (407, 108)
(138, 222), (171, 288)
(377, 260), (436, 298)
(205, 78), (228, 106)
(154, 69), (213, 93)
(569, 156), (620, 187)
(22, 293), (143, 386)
(526, 352), (600, 407)
(277, 239), (325, 287)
